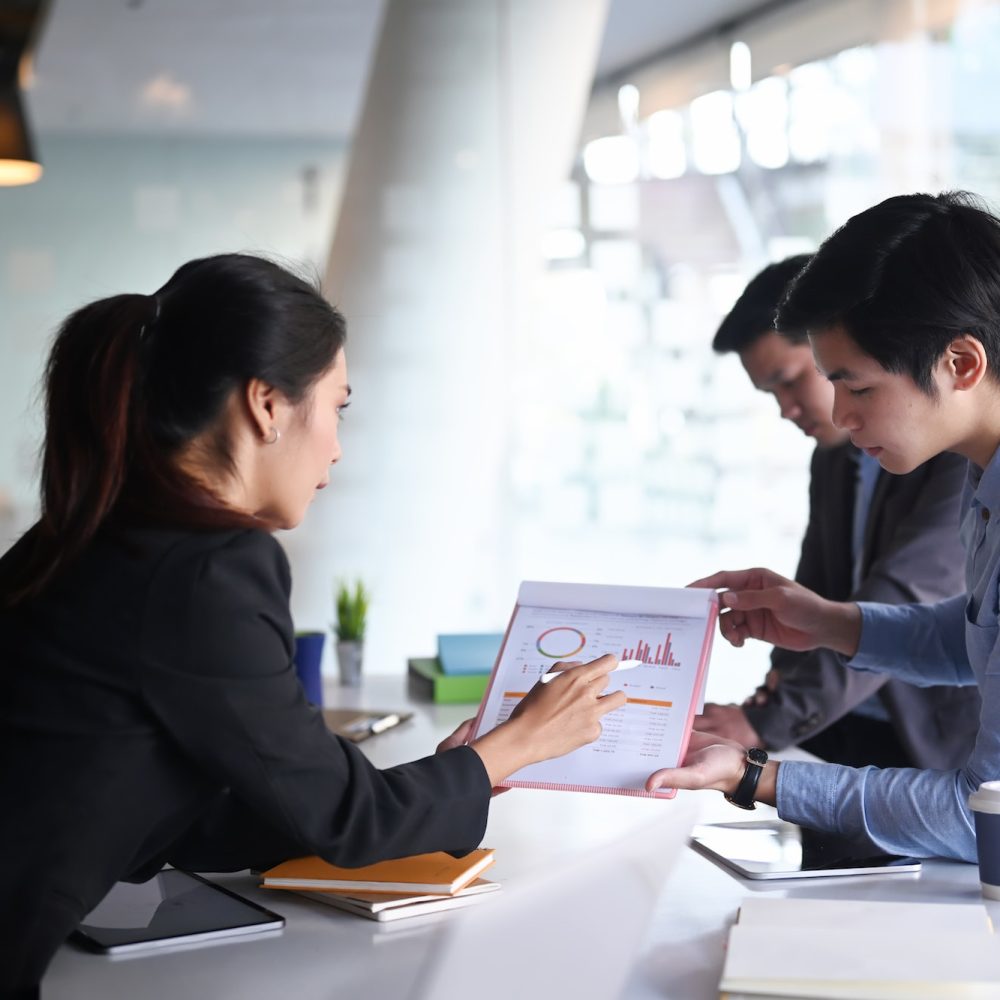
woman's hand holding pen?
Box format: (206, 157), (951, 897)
(689, 567), (862, 658)
(466, 654), (626, 788)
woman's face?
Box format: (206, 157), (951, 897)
(254, 348), (351, 529)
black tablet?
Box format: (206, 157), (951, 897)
(74, 869), (285, 955)
(689, 819), (922, 879)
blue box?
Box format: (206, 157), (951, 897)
(437, 633), (504, 676)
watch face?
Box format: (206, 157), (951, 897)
(747, 748), (768, 766)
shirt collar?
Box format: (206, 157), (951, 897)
(969, 443), (1000, 509)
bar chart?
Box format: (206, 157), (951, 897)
(622, 633), (678, 667)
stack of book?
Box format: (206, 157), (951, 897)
(261, 849), (499, 923)
(406, 632), (503, 704)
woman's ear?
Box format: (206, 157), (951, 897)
(245, 378), (284, 442)
(945, 334), (989, 392)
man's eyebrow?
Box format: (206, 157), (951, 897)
(824, 367), (857, 382)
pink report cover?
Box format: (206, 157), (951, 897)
(468, 581), (719, 798)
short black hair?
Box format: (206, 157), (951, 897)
(712, 254), (813, 354)
(777, 190), (1000, 394)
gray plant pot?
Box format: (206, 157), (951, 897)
(336, 639), (364, 687)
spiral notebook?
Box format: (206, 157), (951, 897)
(468, 581), (718, 798)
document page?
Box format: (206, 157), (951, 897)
(470, 582), (717, 797)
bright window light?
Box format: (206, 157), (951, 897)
(541, 228), (586, 260)
(736, 77), (789, 170)
(646, 109), (686, 179)
(788, 62), (834, 163)
(833, 46), (877, 88)
(618, 84), (640, 127)
(730, 41), (752, 92)
(583, 135), (640, 185)
(690, 91), (741, 175)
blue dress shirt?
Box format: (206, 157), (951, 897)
(776, 447), (1000, 861)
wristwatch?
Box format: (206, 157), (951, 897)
(724, 748), (768, 810)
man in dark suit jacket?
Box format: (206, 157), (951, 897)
(700, 256), (980, 768)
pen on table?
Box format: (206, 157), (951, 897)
(346, 713), (401, 737)
(539, 659), (643, 683)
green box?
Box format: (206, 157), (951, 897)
(407, 657), (490, 704)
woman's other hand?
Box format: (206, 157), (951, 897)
(436, 719), (475, 754)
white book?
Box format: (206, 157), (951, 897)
(721, 898), (1000, 999)
(735, 896), (993, 934)
(295, 878), (501, 923)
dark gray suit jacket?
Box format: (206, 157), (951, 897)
(744, 444), (981, 768)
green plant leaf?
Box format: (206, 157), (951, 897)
(334, 579), (369, 641)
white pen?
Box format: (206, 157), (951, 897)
(539, 658), (644, 683)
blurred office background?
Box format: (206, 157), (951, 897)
(0, 0), (991, 699)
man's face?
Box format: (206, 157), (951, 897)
(739, 331), (849, 447)
(810, 325), (950, 475)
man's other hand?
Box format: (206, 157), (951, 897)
(694, 702), (763, 747)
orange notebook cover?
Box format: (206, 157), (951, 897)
(261, 848), (495, 895)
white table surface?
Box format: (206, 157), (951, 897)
(43, 675), (997, 1000)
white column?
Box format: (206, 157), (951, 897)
(284, 0), (608, 676)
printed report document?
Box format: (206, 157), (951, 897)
(468, 581), (718, 797)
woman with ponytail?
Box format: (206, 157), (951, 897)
(0, 254), (625, 998)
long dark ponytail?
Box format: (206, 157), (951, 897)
(6, 254), (346, 605)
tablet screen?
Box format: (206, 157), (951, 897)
(74, 869), (284, 954)
(689, 820), (922, 879)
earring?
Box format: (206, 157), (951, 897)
(264, 427), (280, 445)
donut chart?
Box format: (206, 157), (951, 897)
(536, 626), (586, 659)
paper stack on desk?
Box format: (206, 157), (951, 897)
(720, 896), (1000, 999)
(261, 849), (499, 924)
(294, 877), (501, 923)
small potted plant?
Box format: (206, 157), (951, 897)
(333, 579), (369, 686)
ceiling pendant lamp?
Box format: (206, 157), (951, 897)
(0, 0), (49, 187)
(0, 83), (41, 185)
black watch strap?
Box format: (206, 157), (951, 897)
(724, 748), (768, 810)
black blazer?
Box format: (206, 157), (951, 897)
(0, 526), (490, 993)
(744, 445), (981, 766)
